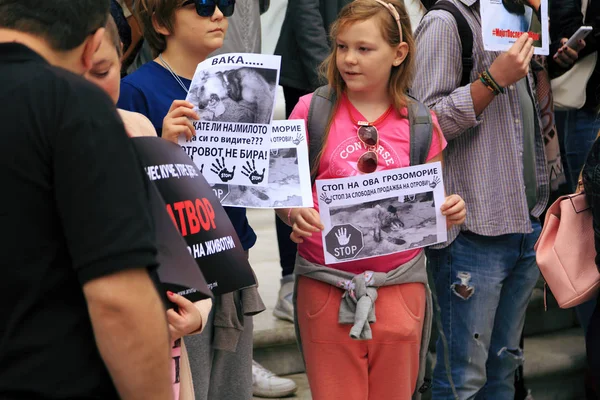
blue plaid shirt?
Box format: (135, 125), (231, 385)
(411, 0), (549, 247)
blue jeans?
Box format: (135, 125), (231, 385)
(555, 109), (600, 191)
(555, 109), (600, 333)
(426, 222), (541, 400)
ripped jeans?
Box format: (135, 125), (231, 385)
(426, 222), (541, 400)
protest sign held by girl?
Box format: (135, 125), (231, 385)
(275, 1), (465, 398)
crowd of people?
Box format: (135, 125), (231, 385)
(1, 0), (600, 399)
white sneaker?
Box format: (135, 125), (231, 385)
(273, 276), (294, 323)
(252, 360), (298, 398)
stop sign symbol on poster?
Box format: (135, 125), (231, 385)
(210, 184), (230, 203)
(325, 224), (364, 261)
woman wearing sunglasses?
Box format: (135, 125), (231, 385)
(275, 1), (466, 398)
(118, 1), (266, 400)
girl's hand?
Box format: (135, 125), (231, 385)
(289, 208), (325, 244)
(441, 194), (466, 228)
(162, 100), (199, 144)
(166, 291), (202, 341)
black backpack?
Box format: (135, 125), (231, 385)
(423, 0), (474, 87)
(307, 86), (434, 184)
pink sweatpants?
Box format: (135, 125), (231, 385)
(296, 276), (426, 400)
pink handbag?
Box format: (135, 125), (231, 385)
(534, 192), (600, 308)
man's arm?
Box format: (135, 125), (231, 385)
(477, 34), (535, 115)
(55, 85), (172, 399)
(83, 269), (173, 400)
(413, 14), (534, 137)
(288, 0), (332, 88)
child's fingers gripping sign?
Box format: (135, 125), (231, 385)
(166, 291), (202, 341)
(162, 100), (200, 144)
(440, 194), (466, 228)
(290, 208), (325, 244)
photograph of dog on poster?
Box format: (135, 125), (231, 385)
(187, 67), (278, 125)
(328, 192), (438, 259)
(226, 148), (303, 207)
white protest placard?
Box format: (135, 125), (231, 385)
(180, 53), (281, 186)
(481, 0), (549, 55)
(316, 163), (447, 265)
(211, 120), (313, 208)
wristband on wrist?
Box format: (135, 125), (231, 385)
(287, 208), (293, 226)
(483, 69), (505, 94)
(485, 69), (505, 93)
(479, 75), (497, 94)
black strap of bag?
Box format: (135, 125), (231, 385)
(427, 1), (474, 87)
(307, 85), (434, 184)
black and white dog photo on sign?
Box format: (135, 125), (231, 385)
(328, 192), (438, 259)
(188, 67), (277, 125)
(227, 148), (302, 208)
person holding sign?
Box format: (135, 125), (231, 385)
(117, 2), (266, 400)
(275, 1), (465, 399)
(83, 17), (213, 400)
(413, 0), (551, 398)
(0, 1), (174, 399)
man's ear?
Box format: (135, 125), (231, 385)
(393, 42), (409, 67)
(81, 27), (106, 73)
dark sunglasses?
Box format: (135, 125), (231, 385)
(182, 0), (235, 17)
(356, 125), (379, 174)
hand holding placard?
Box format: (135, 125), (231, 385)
(488, 33), (534, 88)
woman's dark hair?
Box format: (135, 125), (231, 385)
(0, 0), (110, 51)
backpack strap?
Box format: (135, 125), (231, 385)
(307, 88), (433, 181)
(427, 1), (473, 87)
(308, 85), (336, 184)
(407, 95), (434, 166)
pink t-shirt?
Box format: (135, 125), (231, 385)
(291, 93), (447, 274)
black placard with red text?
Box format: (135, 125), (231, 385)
(132, 137), (256, 296)
(147, 181), (211, 303)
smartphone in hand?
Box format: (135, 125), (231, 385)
(565, 26), (593, 49)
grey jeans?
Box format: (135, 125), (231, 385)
(184, 307), (254, 400)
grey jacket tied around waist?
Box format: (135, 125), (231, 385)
(338, 270), (383, 340)
(294, 252), (432, 399)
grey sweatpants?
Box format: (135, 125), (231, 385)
(184, 307), (254, 400)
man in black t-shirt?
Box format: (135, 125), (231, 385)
(0, 1), (173, 399)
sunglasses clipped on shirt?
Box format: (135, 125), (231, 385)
(356, 124), (379, 174)
(182, 0), (236, 17)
